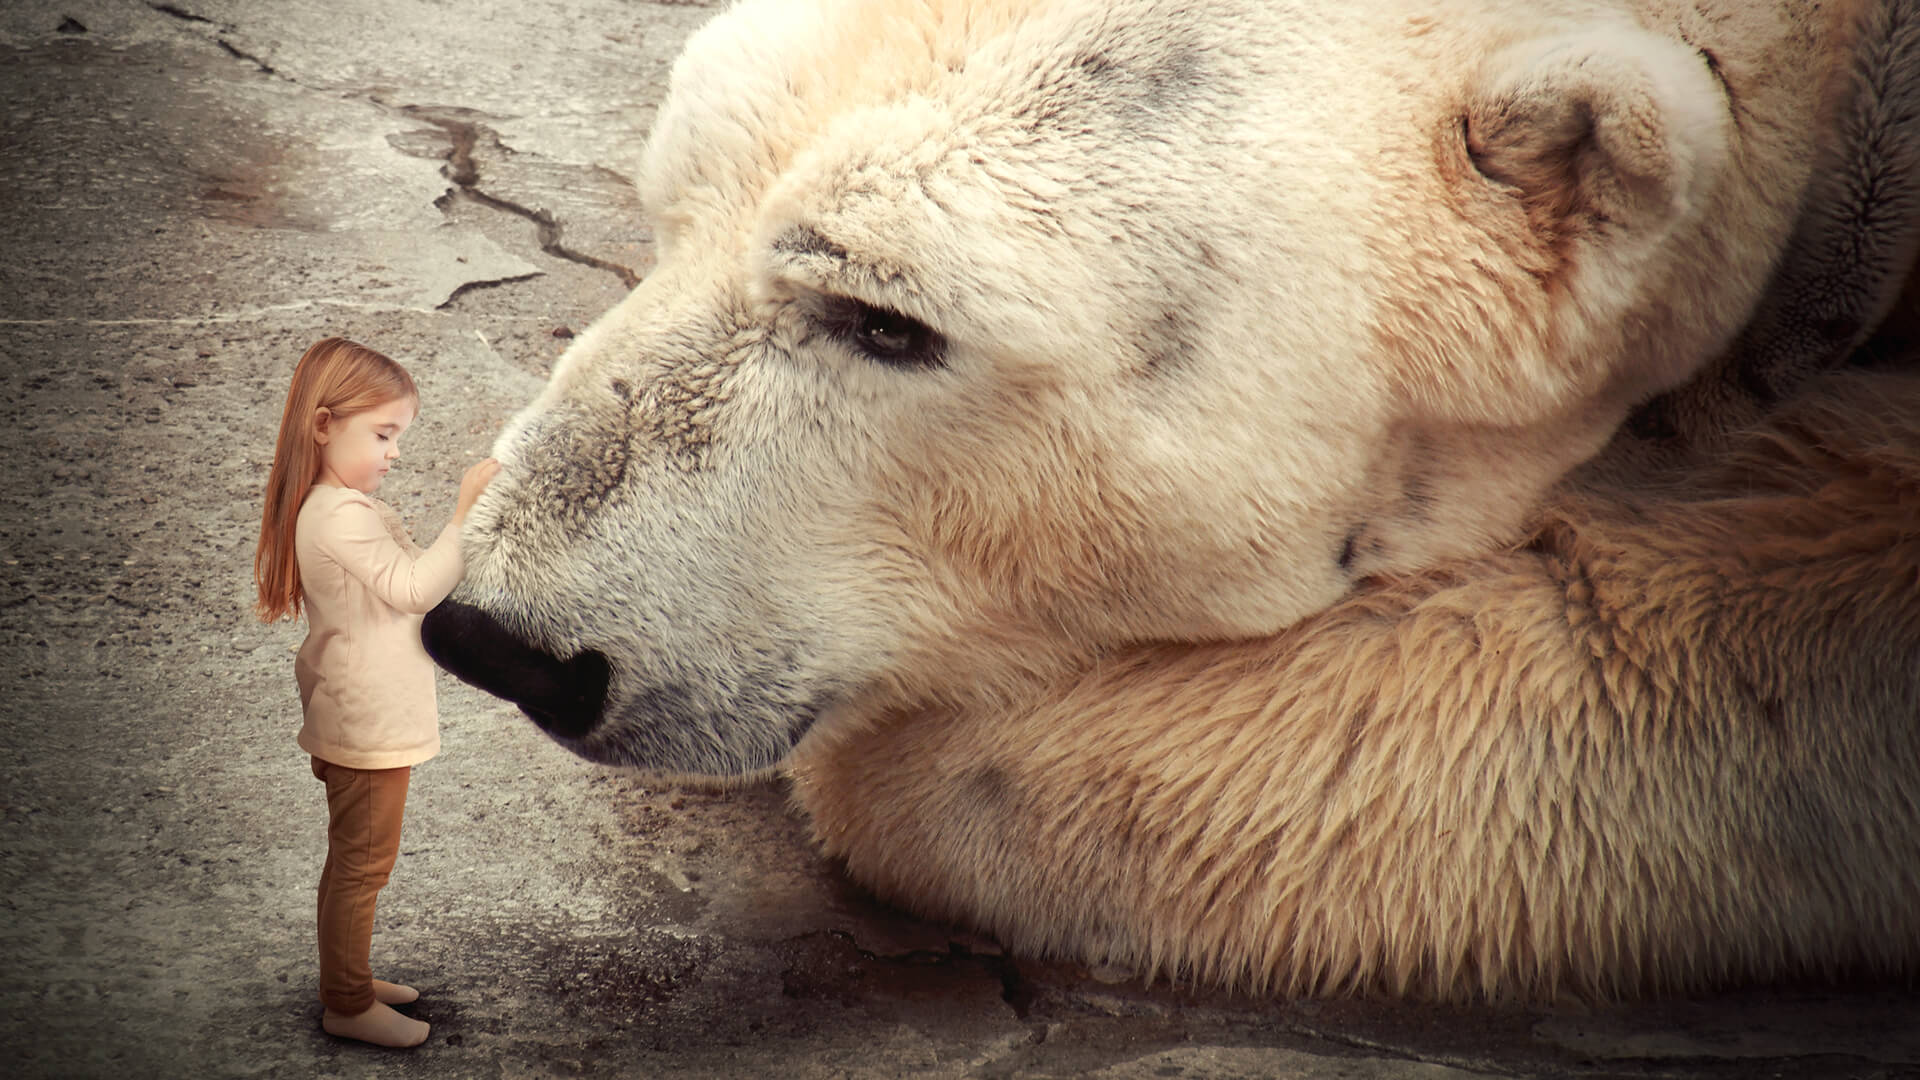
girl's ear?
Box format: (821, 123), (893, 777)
(312, 406), (333, 445)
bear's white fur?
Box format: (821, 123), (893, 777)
(789, 368), (1920, 1001)
(434, 0), (1920, 999)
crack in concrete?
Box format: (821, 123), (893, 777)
(0, 305), (579, 328)
(0, 300), (457, 325)
(1270, 1021), (1514, 1076)
(147, 2), (215, 25)
(146, 3), (282, 78)
(214, 38), (277, 76)
(408, 107), (644, 292)
(141, 4), (640, 297)
(438, 272), (547, 309)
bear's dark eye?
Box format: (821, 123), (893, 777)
(824, 298), (945, 369)
(858, 308), (918, 355)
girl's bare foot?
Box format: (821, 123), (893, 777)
(373, 979), (418, 1005)
(322, 1000), (429, 1048)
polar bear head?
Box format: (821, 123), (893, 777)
(425, 0), (1855, 774)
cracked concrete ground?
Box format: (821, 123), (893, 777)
(2, 2), (1916, 1077)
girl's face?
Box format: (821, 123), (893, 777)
(316, 396), (417, 494)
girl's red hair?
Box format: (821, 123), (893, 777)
(255, 338), (418, 622)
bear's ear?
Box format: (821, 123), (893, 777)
(1462, 28), (1728, 237)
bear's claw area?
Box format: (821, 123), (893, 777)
(1, 2), (1914, 1077)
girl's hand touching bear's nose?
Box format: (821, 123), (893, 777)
(454, 458), (501, 524)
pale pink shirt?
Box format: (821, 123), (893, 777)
(294, 484), (463, 769)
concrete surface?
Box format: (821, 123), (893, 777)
(1, 1), (1915, 1077)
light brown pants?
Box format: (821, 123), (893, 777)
(311, 756), (411, 1015)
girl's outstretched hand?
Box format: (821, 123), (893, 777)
(454, 458), (501, 523)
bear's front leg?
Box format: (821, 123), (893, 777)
(789, 374), (1920, 1003)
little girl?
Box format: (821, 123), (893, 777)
(254, 337), (498, 1048)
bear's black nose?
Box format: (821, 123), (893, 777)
(422, 599), (610, 740)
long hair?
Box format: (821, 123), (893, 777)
(255, 338), (418, 622)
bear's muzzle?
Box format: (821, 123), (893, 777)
(422, 599), (610, 740)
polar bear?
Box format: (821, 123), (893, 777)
(426, 0), (1920, 1000)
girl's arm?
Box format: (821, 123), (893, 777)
(317, 495), (466, 615)
(319, 459), (499, 615)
